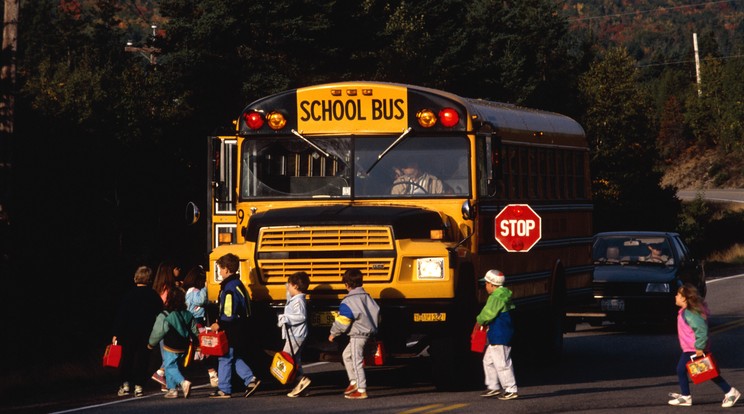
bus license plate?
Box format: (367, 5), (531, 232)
(311, 311), (335, 327)
(601, 299), (625, 312)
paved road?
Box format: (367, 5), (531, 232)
(29, 275), (744, 414)
(678, 189), (744, 204)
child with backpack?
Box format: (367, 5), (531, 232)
(148, 287), (199, 398)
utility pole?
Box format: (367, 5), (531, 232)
(125, 24), (161, 65)
(693, 32), (702, 97)
(0, 0), (18, 269)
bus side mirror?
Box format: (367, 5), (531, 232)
(462, 199), (475, 220)
(185, 201), (200, 225)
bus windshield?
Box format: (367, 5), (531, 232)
(240, 135), (470, 199)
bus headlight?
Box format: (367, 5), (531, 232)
(417, 258), (444, 279)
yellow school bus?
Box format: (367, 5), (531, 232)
(204, 82), (592, 389)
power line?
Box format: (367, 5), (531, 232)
(567, 0), (744, 22)
(639, 53), (744, 67)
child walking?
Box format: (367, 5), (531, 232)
(476, 269), (518, 400)
(183, 265), (218, 387)
(112, 266), (163, 397)
(150, 260), (179, 390)
(183, 265), (208, 327)
(148, 287), (199, 399)
(209, 253), (261, 399)
(279, 271), (312, 397)
(668, 284), (739, 407)
(328, 269), (380, 400)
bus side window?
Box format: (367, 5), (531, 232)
(478, 133), (503, 197)
(491, 136), (503, 182)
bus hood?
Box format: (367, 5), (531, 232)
(243, 205), (444, 241)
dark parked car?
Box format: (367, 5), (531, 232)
(583, 231), (706, 326)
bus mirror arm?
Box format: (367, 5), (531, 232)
(448, 232), (474, 253)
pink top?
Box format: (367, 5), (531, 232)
(677, 308), (696, 352)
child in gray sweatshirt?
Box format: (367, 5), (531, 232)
(328, 269), (380, 400)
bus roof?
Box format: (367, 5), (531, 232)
(465, 98), (586, 147)
(238, 82), (586, 147)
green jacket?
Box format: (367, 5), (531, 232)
(476, 286), (515, 326)
(148, 310), (199, 353)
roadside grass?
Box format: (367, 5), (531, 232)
(708, 243), (744, 265)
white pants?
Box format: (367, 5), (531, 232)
(483, 344), (517, 393)
(343, 337), (368, 390)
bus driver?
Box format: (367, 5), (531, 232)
(391, 160), (444, 195)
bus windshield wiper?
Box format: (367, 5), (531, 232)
(291, 129), (330, 158)
(365, 127), (412, 175)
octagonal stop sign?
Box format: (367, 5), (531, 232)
(494, 204), (542, 252)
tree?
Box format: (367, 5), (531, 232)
(657, 96), (689, 162)
(579, 47), (680, 231)
(447, 0), (586, 110)
(684, 56), (744, 156)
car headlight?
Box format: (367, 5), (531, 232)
(645, 282), (670, 293)
(416, 258), (444, 279)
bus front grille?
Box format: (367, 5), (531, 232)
(258, 226), (394, 251)
(256, 226), (395, 283)
(259, 258), (394, 283)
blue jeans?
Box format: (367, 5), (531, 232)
(163, 350), (185, 390)
(218, 347), (255, 394)
(676, 351), (731, 396)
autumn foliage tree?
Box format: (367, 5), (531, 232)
(579, 47), (680, 231)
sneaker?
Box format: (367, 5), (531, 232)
(668, 394), (692, 406)
(287, 376), (312, 397)
(244, 378), (261, 398)
(344, 382), (358, 395)
(164, 389), (178, 399)
(161, 385), (168, 392)
(181, 380), (192, 399)
(151, 371), (166, 387)
(117, 383), (130, 397)
(208, 369), (219, 387)
(723, 387), (741, 408)
(345, 390), (368, 399)
(498, 392), (519, 400)
(480, 388), (503, 398)
(134, 385), (144, 397)
(209, 390), (231, 399)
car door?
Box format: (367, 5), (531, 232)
(670, 234), (706, 296)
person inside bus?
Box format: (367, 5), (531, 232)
(390, 160), (445, 195)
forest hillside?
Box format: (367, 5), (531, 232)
(561, 0), (744, 190)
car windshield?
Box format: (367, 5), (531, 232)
(592, 236), (674, 266)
